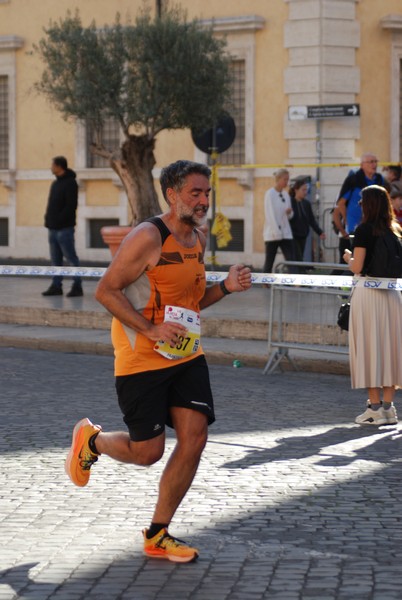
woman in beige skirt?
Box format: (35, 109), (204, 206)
(343, 185), (402, 425)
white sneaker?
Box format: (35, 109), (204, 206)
(355, 406), (387, 425)
(383, 405), (398, 425)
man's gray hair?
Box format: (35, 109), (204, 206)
(160, 160), (211, 202)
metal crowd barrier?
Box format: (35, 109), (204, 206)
(263, 262), (350, 375)
(1, 265), (399, 377)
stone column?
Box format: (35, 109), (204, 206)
(283, 0), (360, 259)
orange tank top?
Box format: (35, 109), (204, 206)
(111, 217), (206, 375)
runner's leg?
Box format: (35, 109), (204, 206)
(151, 407), (208, 524)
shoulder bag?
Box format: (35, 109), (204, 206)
(337, 287), (354, 331)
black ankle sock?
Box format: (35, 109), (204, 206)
(146, 522), (168, 539)
(88, 432), (100, 455)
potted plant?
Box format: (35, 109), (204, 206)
(35, 5), (231, 253)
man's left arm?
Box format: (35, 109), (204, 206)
(199, 264), (252, 310)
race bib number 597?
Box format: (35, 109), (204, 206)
(153, 306), (201, 360)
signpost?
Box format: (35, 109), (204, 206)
(288, 103), (360, 121)
(287, 103), (360, 260)
(192, 115), (236, 266)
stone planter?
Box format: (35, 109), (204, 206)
(100, 225), (132, 257)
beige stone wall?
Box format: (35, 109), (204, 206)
(16, 181), (49, 226)
(356, 0), (399, 158)
(154, 129), (194, 169)
(0, 184), (8, 205)
(85, 182), (120, 207)
(0, 0), (401, 264)
(218, 179), (245, 207)
(254, 2), (289, 164)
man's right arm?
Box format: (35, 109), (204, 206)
(95, 225), (187, 344)
(333, 171), (357, 238)
(333, 199), (348, 238)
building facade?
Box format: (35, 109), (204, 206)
(1, 0), (402, 266)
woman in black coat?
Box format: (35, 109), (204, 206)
(289, 178), (326, 262)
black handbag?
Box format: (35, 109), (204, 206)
(337, 302), (350, 331)
(337, 284), (354, 331)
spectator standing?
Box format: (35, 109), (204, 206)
(289, 178), (325, 263)
(343, 185), (402, 425)
(382, 164), (402, 188)
(390, 181), (402, 226)
(42, 156), (83, 297)
(263, 168), (294, 273)
(332, 153), (384, 264)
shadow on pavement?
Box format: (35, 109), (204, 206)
(2, 348), (402, 598)
(221, 425), (398, 469)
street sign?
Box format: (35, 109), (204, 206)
(288, 104), (360, 121)
(192, 114), (236, 155)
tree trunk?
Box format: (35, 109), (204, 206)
(111, 135), (161, 225)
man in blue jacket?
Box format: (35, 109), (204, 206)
(332, 153), (384, 263)
(42, 156), (83, 297)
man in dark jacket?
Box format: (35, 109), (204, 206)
(42, 156), (83, 297)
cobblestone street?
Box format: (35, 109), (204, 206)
(1, 347), (402, 599)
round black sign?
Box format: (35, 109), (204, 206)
(192, 114), (236, 155)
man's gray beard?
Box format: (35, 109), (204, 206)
(179, 208), (207, 228)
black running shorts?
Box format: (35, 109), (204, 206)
(115, 355), (215, 442)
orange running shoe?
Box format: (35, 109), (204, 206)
(143, 528), (199, 563)
(65, 418), (101, 487)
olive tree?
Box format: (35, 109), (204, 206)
(35, 6), (231, 224)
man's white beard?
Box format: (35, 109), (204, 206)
(178, 203), (208, 227)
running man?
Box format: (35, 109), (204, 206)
(65, 160), (252, 563)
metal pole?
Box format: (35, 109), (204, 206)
(210, 127), (218, 267)
(156, 0), (162, 18)
(315, 119), (322, 262)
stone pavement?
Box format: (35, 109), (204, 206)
(1, 347), (402, 600)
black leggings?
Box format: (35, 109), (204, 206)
(263, 239), (294, 273)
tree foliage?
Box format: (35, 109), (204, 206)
(35, 6), (232, 223)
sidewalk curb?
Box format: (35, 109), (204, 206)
(0, 334), (350, 375)
(0, 307), (269, 339)
(0, 306), (111, 329)
(0, 335), (112, 356)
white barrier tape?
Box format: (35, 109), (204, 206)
(247, 273), (402, 290)
(1, 265), (401, 290)
(0, 265), (107, 278)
